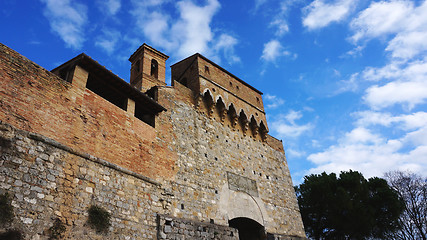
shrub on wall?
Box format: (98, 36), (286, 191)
(0, 192), (14, 226)
(87, 205), (111, 233)
(48, 218), (66, 239)
(0, 229), (23, 240)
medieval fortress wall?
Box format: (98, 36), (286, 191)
(0, 43), (306, 239)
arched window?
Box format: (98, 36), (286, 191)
(135, 60), (140, 73)
(150, 59), (158, 79)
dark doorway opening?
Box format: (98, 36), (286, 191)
(229, 217), (266, 240)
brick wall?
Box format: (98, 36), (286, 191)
(0, 43), (177, 181)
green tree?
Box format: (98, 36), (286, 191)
(295, 170), (403, 240)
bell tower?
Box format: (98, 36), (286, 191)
(129, 44), (169, 92)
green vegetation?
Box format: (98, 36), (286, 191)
(48, 218), (66, 239)
(0, 229), (23, 240)
(295, 170), (403, 240)
(0, 192), (14, 226)
(87, 205), (111, 233)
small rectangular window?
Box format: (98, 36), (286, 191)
(134, 102), (155, 127)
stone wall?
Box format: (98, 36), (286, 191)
(0, 121), (168, 239)
(157, 214), (238, 240)
(0, 43), (307, 239)
(156, 85), (306, 237)
(0, 121), (247, 239)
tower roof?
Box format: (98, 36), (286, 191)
(129, 43), (169, 62)
(171, 53), (263, 95)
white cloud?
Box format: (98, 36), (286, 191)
(270, 110), (313, 138)
(213, 34), (240, 64)
(360, 58), (427, 110)
(403, 126), (427, 146)
(344, 45), (365, 57)
(97, 0), (121, 15)
(264, 94), (285, 109)
(350, 1), (412, 42)
(307, 109), (427, 179)
(270, 19), (289, 36)
(334, 72), (359, 94)
(364, 80), (427, 110)
(350, 0), (427, 60)
(386, 30), (427, 59)
(302, 0), (354, 30)
(285, 110), (303, 124)
(95, 29), (121, 54)
(41, 0), (88, 49)
(275, 123), (312, 138)
(131, 0), (172, 49)
(261, 39), (296, 62)
(261, 0), (298, 37)
(262, 40), (282, 62)
(361, 63), (402, 82)
(304, 0), (427, 181)
(286, 148), (305, 158)
(355, 111), (427, 130)
(254, 0), (268, 11)
(344, 127), (383, 144)
(172, 0), (220, 58)
(354, 111), (394, 127)
(130, 0), (237, 63)
(307, 127), (426, 178)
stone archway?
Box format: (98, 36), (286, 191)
(218, 187), (265, 225)
(229, 217), (266, 240)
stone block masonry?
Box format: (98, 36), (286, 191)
(0, 121), (167, 239)
(0, 43), (307, 239)
(157, 214), (238, 240)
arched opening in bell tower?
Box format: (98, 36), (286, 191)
(229, 217), (266, 240)
(150, 59), (158, 79)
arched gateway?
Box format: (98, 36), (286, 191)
(219, 181), (269, 239)
(229, 217), (266, 240)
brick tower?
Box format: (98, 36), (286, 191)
(129, 43), (169, 92)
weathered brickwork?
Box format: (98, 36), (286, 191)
(0, 43), (306, 239)
(0, 43), (177, 181)
(129, 44), (169, 92)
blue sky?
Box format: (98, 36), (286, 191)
(2, 0), (427, 183)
